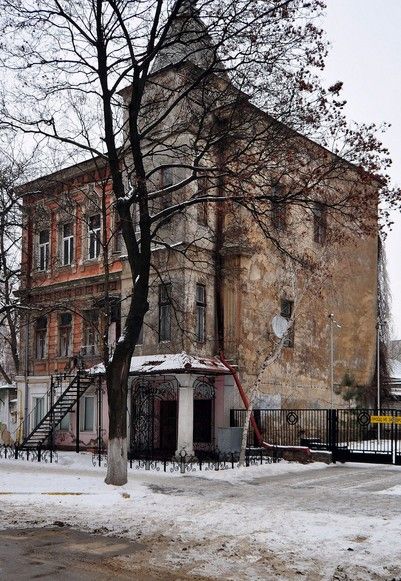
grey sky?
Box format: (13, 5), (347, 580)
(322, 0), (401, 339)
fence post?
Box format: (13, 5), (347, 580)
(14, 444), (18, 460)
(97, 377), (102, 467)
(327, 409), (337, 461)
(50, 375), (55, 453)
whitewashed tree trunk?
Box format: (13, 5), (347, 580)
(105, 437), (128, 485)
(239, 402), (254, 467)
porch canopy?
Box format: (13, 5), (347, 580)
(89, 351), (230, 377)
(90, 352), (231, 457)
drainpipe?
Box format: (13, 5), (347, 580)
(214, 126), (226, 354)
(23, 313), (30, 440)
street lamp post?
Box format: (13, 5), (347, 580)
(329, 314), (341, 409)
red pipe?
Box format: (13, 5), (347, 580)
(219, 352), (266, 445)
(219, 352), (311, 456)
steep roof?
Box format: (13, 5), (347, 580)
(151, 0), (225, 75)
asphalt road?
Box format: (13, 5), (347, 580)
(2, 463), (401, 580)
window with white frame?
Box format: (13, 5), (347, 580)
(82, 310), (98, 356)
(196, 284), (206, 342)
(80, 396), (94, 431)
(38, 230), (50, 271)
(35, 316), (47, 359)
(58, 313), (72, 357)
(33, 396), (45, 428)
(62, 222), (74, 265)
(88, 214), (101, 259)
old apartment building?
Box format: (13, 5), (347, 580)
(12, 2), (378, 455)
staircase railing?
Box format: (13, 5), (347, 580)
(19, 370), (94, 449)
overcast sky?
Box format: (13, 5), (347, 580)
(322, 0), (401, 339)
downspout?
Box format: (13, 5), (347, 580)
(214, 129), (225, 354)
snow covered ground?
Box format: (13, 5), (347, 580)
(1, 453), (401, 580)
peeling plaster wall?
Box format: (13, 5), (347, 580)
(222, 209), (378, 408)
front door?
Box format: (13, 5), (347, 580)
(159, 400), (177, 451)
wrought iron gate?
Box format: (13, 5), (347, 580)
(130, 377), (178, 457)
(230, 408), (401, 465)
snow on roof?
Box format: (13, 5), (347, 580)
(129, 352), (229, 375)
(89, 352), (229, 376)
(0, 384), (15, 390)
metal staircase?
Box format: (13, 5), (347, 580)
(21, 371), (94, 450)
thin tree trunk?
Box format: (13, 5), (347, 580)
(239, 400), (254, 467)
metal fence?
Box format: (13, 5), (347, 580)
(230, 408), (401, 464)
(0, 444), (58, 463)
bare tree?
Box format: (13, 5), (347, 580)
(0, 0), (397, 484)
(0, 150), (27, 384)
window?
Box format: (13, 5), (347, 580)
(195, 284), (206, 342)
(313, 202), (327, 244)
(281, 299), (294, 347)
(161, 167), (173, 188)
(113, 209), (122, 253)
(82, 310), (98, 356)
(33, 396), (45, 428)
(62, 222), (74, 265)
(80, 396), (94, 431)
(38, 230), (50, 271)
(88, 214), (101, 259)
(58, 313), (72, 357)
(271, 198), (287, 231)
(35, 316), (47, 359)
(159, 283), (172, 342)
(137, 324), (144, 345)
(159, 167), (173, 211)
(59, 413), (70, 431)
(271, 185), (287, 231)
(196, 176), (209, 226)
(193, 400), (212, 443)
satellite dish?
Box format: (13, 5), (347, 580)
(272, 314), (290, 339)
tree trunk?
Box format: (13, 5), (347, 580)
(105, 352), (130, 485)
(239, 399), (253, 467)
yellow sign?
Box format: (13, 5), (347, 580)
(371, 415), (400, 425)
